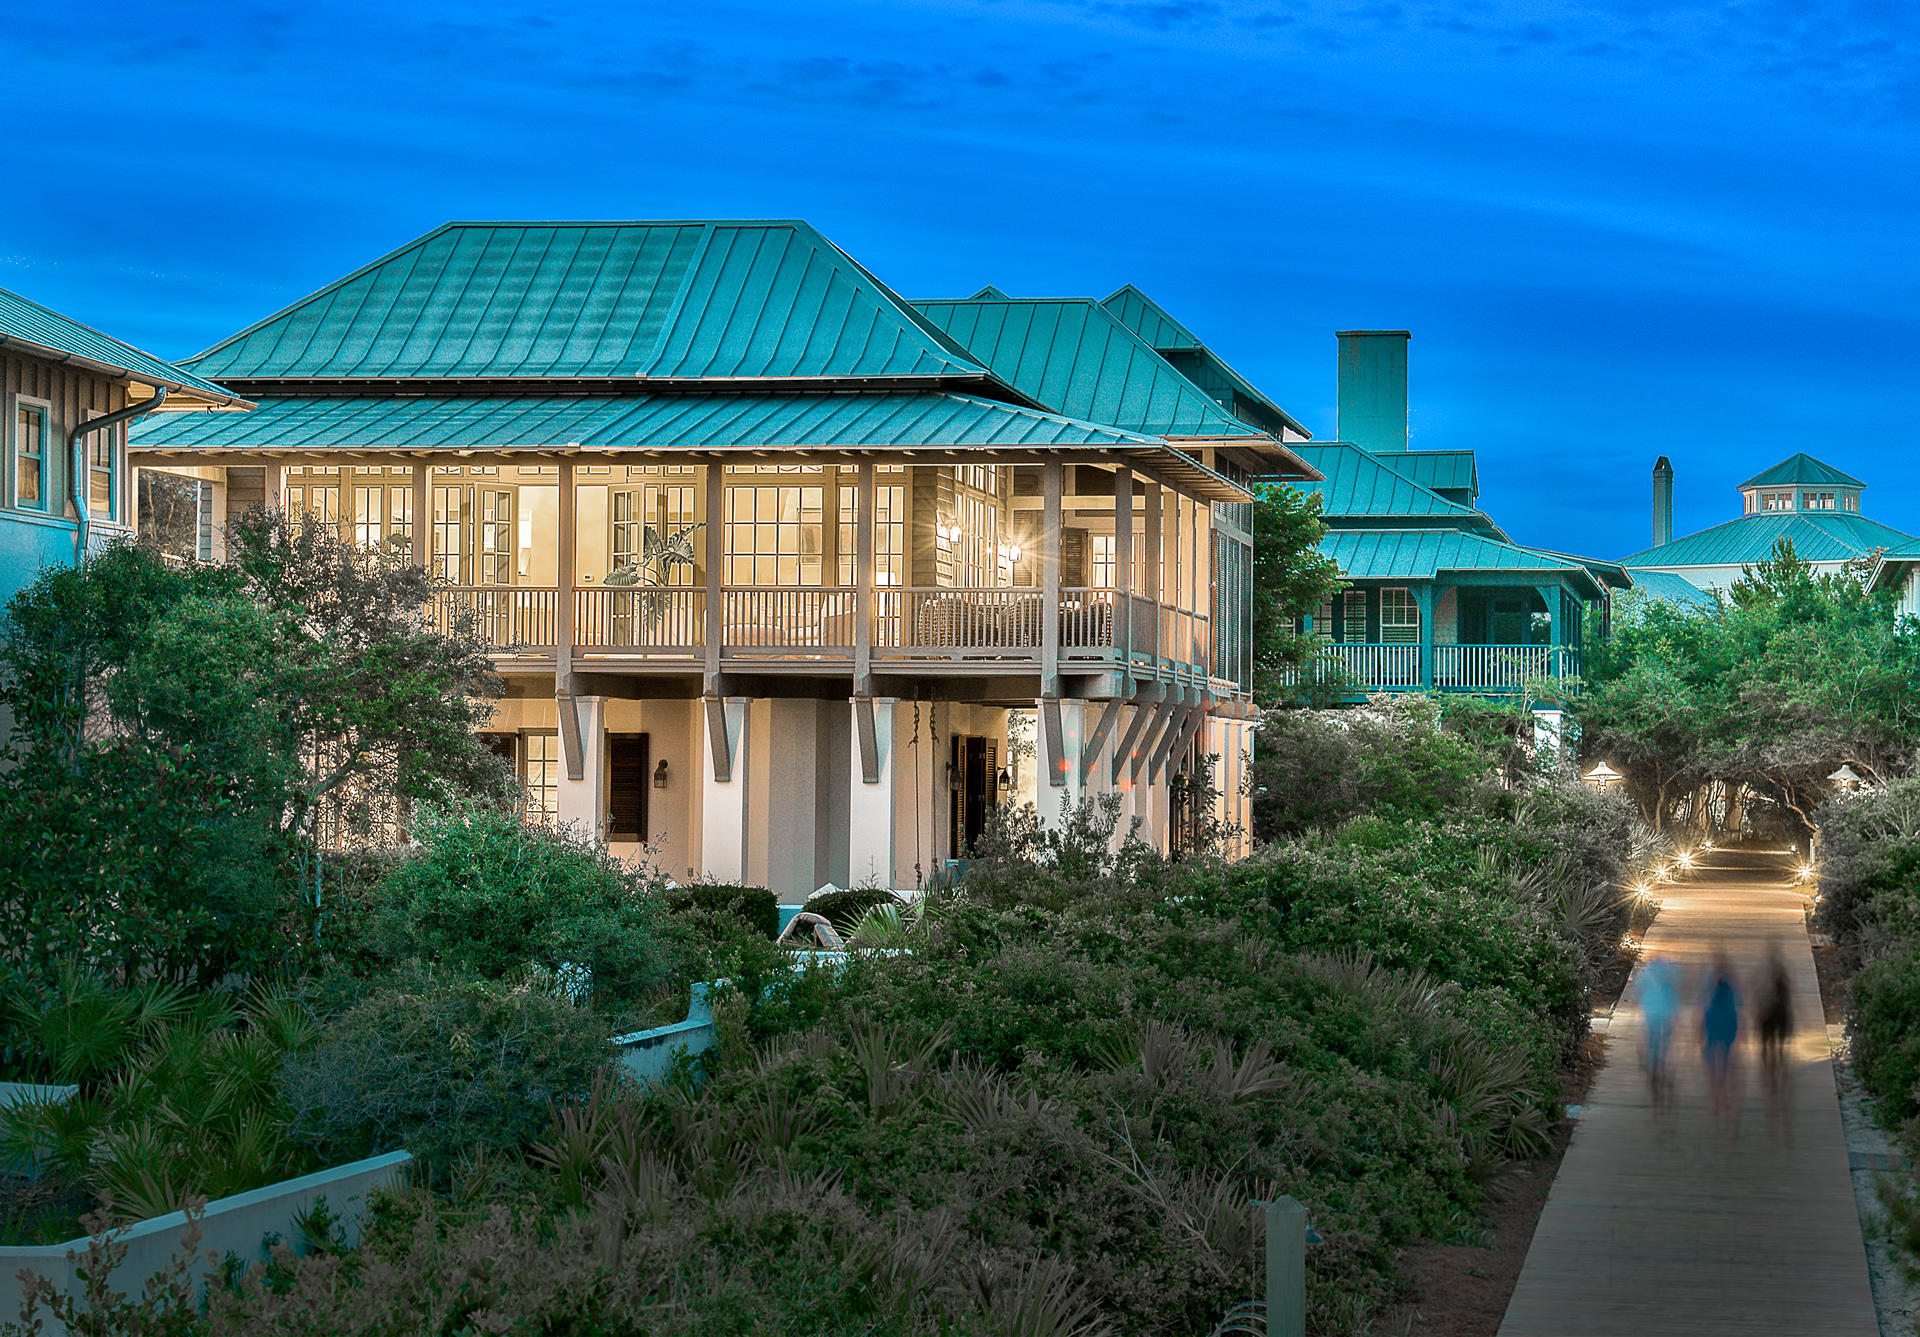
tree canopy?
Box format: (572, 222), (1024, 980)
(1249, 483), (1343, 704)
(1579, 539), (1920, 832)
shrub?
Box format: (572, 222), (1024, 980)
(802, 886), (904, 935)
(1853, 951), (1920, 1121)
(371, 805), (673, 1008)
(669, 884), (779, 939)
(278, 966), (623, 1172)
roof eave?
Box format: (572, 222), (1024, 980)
(0, 331), (252, 409)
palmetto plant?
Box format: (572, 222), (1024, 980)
(605, 522), (704, 630)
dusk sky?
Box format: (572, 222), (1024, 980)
(4, 0), (1915, 559)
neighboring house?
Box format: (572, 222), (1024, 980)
(0, 288), (248, 606)
(1619, 452), (1917, 599)
(1285, 331), (1627, 695)
(129, 220), (1319, 893)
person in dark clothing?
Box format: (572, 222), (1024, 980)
(1702, 950), (1742, 1128)
(1757, 948), (1794, 1136)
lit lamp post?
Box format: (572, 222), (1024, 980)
(1829, 763), (1864, 791)
(1582, 761), (1623, 789)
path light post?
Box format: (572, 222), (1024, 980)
(1581, 761), (1623, 789)
(1252, 1196), (1321, 1337)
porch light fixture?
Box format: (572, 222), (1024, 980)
(946, 760), (962, 792)
(941, 522), (963, 544)
(1829, 763), (1864, 790)
(996, 765), (1010, 788)
(653, 759), (669, 789)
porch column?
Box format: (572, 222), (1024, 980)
(704, 462), (725, 692)
(556, 694), (606, 841)
(1144, 481), (1163, 663)
(848, 696), (898, 888)
(1170, 492), (1184, 670)
(264, 463), (283, 513)
(556, 460), (575, 679)
(1536, 582), (1561, 681)
(1041, 461), (1063, 696)
(854, 462), (875, 694)
(409, 463), (429, 569)
(1113, 466), (1133, 661)
(1415, 583), (1436, 690)
(701, 695), (753, 883)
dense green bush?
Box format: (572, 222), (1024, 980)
(668, 883), (779, 939)
(372, 805), (674, 1008)
(279, 967), (623, 1172)
(1853, 951), (1920, 1123)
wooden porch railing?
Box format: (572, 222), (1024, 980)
(1435, 644), (1580, 689)
(573, 587), (705, 654)
(432, 587), (559, 650)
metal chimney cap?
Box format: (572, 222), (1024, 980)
(1654, 455), (1674, 472)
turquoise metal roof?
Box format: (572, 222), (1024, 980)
(1740, 453), (1865, 491)
(909, 297), (1259, 438)
(130, 391), (1171, 453)
(1378, 450), (1478, 501)
(185, 222), (1001, 386)
(1290, 444), (1485, 522)
(1620, 569), (1717, 610)
(0, 287), (247, 406)
(1323, 529), (1602, 597)
(1617, 511), (1918, 567)
(1100, 285), (1201, 350)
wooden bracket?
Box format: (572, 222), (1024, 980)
(556, 687), (585, 782)
(1077, 698), (1123, 788)
(1112, 685), (1163, 785)
(704, 695), (733, 783)
(1132, 690), (1184, 783)
(854, 695), (881, 784)
(1041, 696), (1067, 788)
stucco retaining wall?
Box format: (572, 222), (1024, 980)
(0, 1150), (411, 1335)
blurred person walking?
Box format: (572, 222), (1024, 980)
(1702, 950), (1742, 1130)
(1756, 947), (1795, 1138)
(1637, 951), (1681, 1107)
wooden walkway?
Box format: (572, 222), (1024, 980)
(1498, 855), (1879, 1336)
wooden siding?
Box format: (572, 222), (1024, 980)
(225, 466), (267, 523)
(1, 349), (128, 518)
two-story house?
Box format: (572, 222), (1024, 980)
(130, 221), (1318, 894)
(0, 287), (248, 607)
(1288, 331), (1628, 695)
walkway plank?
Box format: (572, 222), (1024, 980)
(1498, 867), (1878, 1336)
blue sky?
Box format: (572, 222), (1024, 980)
(4, 0), (1915, 558)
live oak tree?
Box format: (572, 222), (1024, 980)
(0, 511), (506, 984)
(1249, 483), (1344, 704)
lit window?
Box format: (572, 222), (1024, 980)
(1380, 587), (1420, 644)
(836, 485), (904, 586)
(13, 403), (46, 509)
(1090, 534), (1115, 589)
(612, 485), (697, 585)
(88, 419), (117, 519)
(725, 485), (822, 585)
(478, 489), (513, 586)
(433, 487), (465, 581)
(522, 733), (559, 826)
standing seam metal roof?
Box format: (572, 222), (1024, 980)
(1616, 511), (1918, 567)
(1290, 444), (1484, 520)
(183, 222), (1002, 385)
(1739, 453), (1866, 491)
(1322, 529), (1603, 596)
(0, 287), (247, 406)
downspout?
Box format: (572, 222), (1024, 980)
(68, 386), (167, 564)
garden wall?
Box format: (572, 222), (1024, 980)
(0, 1150), (411, 1336)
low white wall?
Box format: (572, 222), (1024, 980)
(0, 1150), (411, 1336)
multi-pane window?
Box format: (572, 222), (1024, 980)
(285, 480), (340, 526)
(88, 420), (117, 519)
(478, 489), (513, 586)
(1380, 586), (1420, 644)
(725, 485), (822, 585)
(1844, 493), (1860, 512)
(612, 484), (697, 584)
(1804, 491), (1836, 511)
(352, 484), (412, 552)
(953, 490), (999, 587)
(1309, 598), (1335, 642)
(14, 404), (46, 509)
(1342, 592), (1369, 643)
(1090, 534), (1115, 589)
(432, 487), (465, 581)
(836, 485), (905, 586)
(522, 733), (559, 826)
(1761, 491), (1792, 512)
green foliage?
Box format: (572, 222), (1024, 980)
(370, 804), (674, 1008)
(279, 966), (623, 1172)
(1249, 484), (1343, 703)
(1853, 951), (1920, 1124)
(1582, 539), (1920, 833)
(0, 975), (318, 1227)
(802, 886), (906, 935)
(668, 883), (780, 939)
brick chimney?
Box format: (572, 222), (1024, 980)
(1336, 329), (1411, 453)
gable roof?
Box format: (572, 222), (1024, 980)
(1100, 284), (1201, 350)
(1377, 449), (1478, 501)
(0, 287), (248, 407)
(184, 222), (1006, 387)
(908, 296), (1260, 438)
(1740, 452), (1865, 491)
(1620, 568), (1718, 610)
(1618, 511), (1917, 567)
(1099, 285), (1307, 438)
(1290, 443), (1488, 523)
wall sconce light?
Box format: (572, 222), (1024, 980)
(1000, 543), (1022, 563)
(653, 759), (670, 789)
(942, 522), (963, 544)
(996, 766), (1010, 788)
(946, 760), (962, 792)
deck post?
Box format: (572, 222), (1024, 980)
(854, 462), (875, 694)
(1416, 582), (1436, 690)
(557, 460), (575, 681)
(1537, 582), (1561, 682)
(1143, 481), (1162, 664)
(1113, 466), (1133, 662)
(704, 462), (724, 693)
(1041, 460), (1063, 696)
(409, 462), (429, 570)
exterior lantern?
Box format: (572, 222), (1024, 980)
(1582, 762), (1623, 789)
(1829, 764), (1863, 790)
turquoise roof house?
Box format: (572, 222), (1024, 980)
(1619, 452), (1917, 601)
(0, 288), (246, 608)
(131, 220), (1318, 889)
(1285, 331), (1627, 695)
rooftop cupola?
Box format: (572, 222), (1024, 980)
(1336, 329), (1410, 453)
(1737, 452), (1865, 516)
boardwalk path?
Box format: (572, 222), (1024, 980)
(1498, 853), (1879, 1336)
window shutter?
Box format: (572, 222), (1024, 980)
(608, 733), (651, 842)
